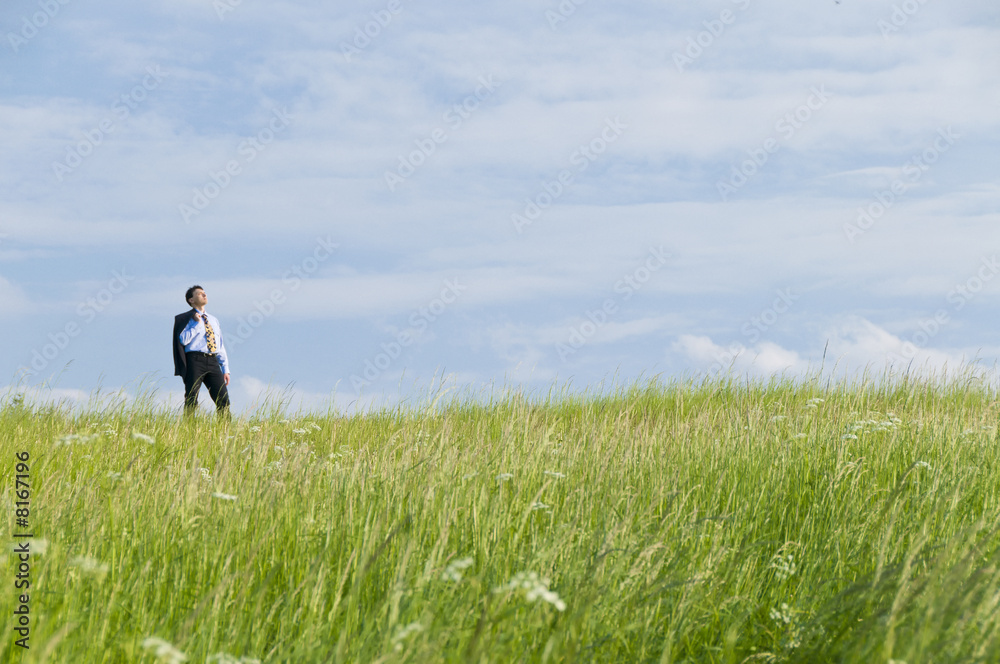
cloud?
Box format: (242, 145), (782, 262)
(672, 315), (990, 380)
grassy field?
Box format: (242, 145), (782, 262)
(2, 373), (1000, 663)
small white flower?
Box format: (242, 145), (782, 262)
(207, 654), (261, 664)
(107, 471), (123, 481)
(530, 501), (551, 511)
(769, 602), (792, 624)
(199, 468), (212, 483)
(914, 461), (930, 470)
(441, 557), (474, 582)
(69, 555), (109, 577)
(141, 637), (188, 664)
(292, 428), (306, 435)
(11, 539), (48, 556)
(307, 423), (321, 431)
(771, 554), (797, 581)
(212, 492), (238, 501)
(249, 426), (261, 433)
(496, 473), (513, 481)
(55, 433), (100, 446)
(769, 415), (787, 422)
(392, 621), (424, 644)
(806, 398), (825, 405)
(279, 419), (290, 424)
(543, 471), (566, 479)
(132, 432), (155, 445)
(495, 571), (566, 611)
(792, 433), (808, 440)
(841, 434), (857, 440)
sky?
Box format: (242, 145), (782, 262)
(2, 0), (999, 413)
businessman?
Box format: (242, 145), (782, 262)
(173, 285), (231, 416)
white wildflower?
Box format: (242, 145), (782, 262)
(496, 473), (513, 482)
(806, 398), (825, 405)
(199, 468), (212, 483)
(69, 555), (109, 577)
(279, 419), (290, 424)
(249, 426), (261, 433)
(543, 471), (566, 479)
(107, 471), (123, 481)
(441, 557), (474, 582)
(914, 461), (930, 470)
(792, 433), (808, 440)
(392, 622), (424, 650)
(11, 539), (47, 556)
(494, 571), (566, 611)
(307, 423), (321, 431)
(55, 433), (99, 446)
(771, 554), (797, 581)
(769, 603), (792, 624)
(141, 637), (187, 664)
(530, 501), (551, 511)
(841, 434), (857, 440)
(132, 432), (155, 445)
(212, 492), (238, 501)
(769, 415), (787, 422)
(207, 654), (261, 664)
(292, 428), (306, 435)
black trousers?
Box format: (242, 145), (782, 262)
(183, 352), (230, 415)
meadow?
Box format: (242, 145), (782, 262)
(2, 373), (1000, 663)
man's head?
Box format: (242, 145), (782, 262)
(185, 285), (207, 308)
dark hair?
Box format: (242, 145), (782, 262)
(185, 285), (204, 305)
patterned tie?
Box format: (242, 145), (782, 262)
(202, 314), (218, 353)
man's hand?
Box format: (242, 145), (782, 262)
(192, 311), (202, 323)
(224, 373), (230, 386)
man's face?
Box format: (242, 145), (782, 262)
(188, 289), (207, 308)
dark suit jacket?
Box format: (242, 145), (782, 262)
(172, 310), (197, 377)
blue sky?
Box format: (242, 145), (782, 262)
(2, 0), (999, 413)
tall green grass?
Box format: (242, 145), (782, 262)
(2, 372), (1000, 663)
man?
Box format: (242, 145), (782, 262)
(172, 285), (231, 416)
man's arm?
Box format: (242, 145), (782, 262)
(178, 313), (203, 345)
(215, 316), (231, 380)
